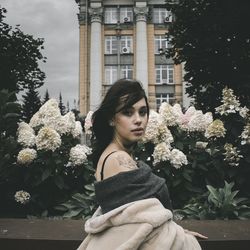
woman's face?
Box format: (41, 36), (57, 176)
(112, 98), (148, 146)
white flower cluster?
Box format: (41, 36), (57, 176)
(195, 141), (208, 149)
(205, 119), (226, 138)
(143, 110), (173, 145)
(159, 102), (179, 127)
(16, 99), (89, 168)
(14, 190), (31, 204)
(17, 148), (37, 165)
(36, 127), (62, 151)
(152, 142), (171, 165)
(223, 143), (243, 167)
(178, 106), (213, 132)
(29, 99), (83, 137)
(69, 144), (92, 166)
(215, 87), (241, 116)
(84, 111), (93, 135)
(158, 103), (213, 132)
(240, 123), (250, 145)
(72, 121), (83, 138)
(170, 149), (188, 169)
(17, 122), (36, 147)
(152, 142), (188, 169)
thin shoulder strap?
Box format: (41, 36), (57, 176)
(100, 151), (117, 180)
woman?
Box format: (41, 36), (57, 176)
(78, 79), (205, 250)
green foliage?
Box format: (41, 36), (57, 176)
(175, 181), (250, 220)
(55, 184), (97, 219)
(59, 92), (66, 115)
(165, 0), (250, 112)
(0, 7), (46, 92)
(42, 89), (50, 105)
(21, 84), (41, 122)
(0, 89), (21, 217)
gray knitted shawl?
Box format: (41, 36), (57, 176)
(94, 161), (172, 213)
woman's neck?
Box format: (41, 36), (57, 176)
(111, 138), (135, 156)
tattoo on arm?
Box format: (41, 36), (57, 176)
(115, 155), (137, 170)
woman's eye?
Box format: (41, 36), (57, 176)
(122, 110), (133, 116)
(139, 109), (147, 116)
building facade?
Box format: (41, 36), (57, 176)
(75, 0), (184, 114)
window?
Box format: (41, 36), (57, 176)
(155, 65), (174, 84)
(120, 36), (133, 53)
(104, 8), (118, 24)
(105, 66), (118, 85)
(105, 36), (118, 54)
(120, 7), (133, 23)
(153, 8), (172, 24)
(154, 35), (170, 54)
(156, 93), (175, 109)
(121, 65), (133, 79)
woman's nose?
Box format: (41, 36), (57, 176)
(134, 113), (142, 124)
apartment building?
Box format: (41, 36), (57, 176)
(75, 0), (184, 114)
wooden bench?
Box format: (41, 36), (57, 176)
(0, 219), (250, 250)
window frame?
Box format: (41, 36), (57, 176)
(105, 65), (118, 85)
(155, 64), (174, 84)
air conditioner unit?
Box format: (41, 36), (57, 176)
(123, 16), (131, 23)
(121, 47), (130, 54)
(164, 15), (172, 23)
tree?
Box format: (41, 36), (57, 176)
(0, 7), (46, 93)
(165, 0), (250, 112)
(59, 92), (66, 115)
(42, 89), (50, 104)
(21, 85), (41, 122)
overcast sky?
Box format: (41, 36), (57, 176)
(1, 0), (79, 109)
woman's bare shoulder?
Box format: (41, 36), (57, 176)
(97, 151), (138, 181)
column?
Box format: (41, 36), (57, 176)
(89, 7), (103, 111)
(78, 3), (88, 114)
(134, 7), (149, 94)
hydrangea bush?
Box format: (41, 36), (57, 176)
(83, 87), (249, 212)
(134, 87), (250, 208)
(13, 99), (94, 217)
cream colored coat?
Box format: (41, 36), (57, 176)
(77, 198), (201, 250)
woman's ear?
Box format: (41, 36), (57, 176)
(109, 120), (114, 126)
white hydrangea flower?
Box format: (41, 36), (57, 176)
(179, 106), (197, 130)
(239, 106), (249, 119)
(240, 123), (250, 145)
(159, 102), (179, 126)
(17, 122), (36, 147)
(14, 190), (31, 204)
(203, 112), (213, 128)
(205, 119), (226, 138)
(187, 111), (207, 132)
(170, 148), (188, 169)
(69, 144), (92, 166)
(158, 121), (174, 145)
(195, 141), (208, 149)
(143, 110), (161, 143)
(182, 110), (213, 132)
(17, 148), (37, 165)
(72, 121), (83, 138)
(223, 143), (243, 167)
(29, 99), (62, 129)
(36, 127), (61, 151)
(152, 142), (171, 166)
(29, 112), (43, 128)
(143, 110), (174, 145)
(84, 111), (93, 135)
(215, 87), (241, 115)
(55, 112), (76, 135)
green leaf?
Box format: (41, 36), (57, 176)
(55, 176), (64, 189)
(42, 168), (52, 181)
